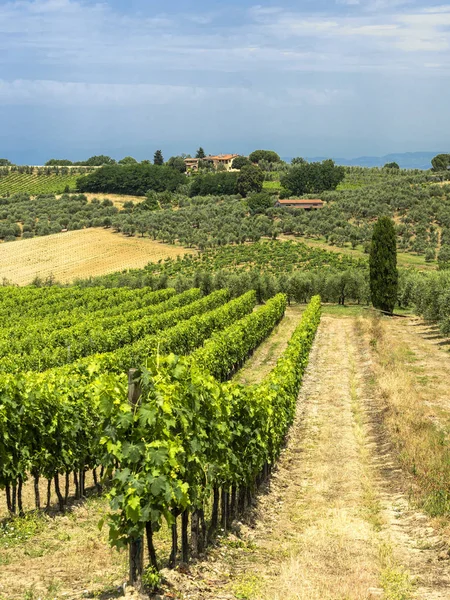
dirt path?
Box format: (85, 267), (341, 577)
(166, 316), (450, 599)
(234, 306), (303, 385)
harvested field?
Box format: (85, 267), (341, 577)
(0, 228), (195, 285)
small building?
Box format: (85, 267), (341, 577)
(184, 154), (240, 172)
(275, 199), (324, 210)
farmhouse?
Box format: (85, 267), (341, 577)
(276, 199), (324, 210)
(184, 154), (240, 172)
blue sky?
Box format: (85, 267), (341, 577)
(0, 0), (449, 163)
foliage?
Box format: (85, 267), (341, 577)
(369, 217), (398, 314)
(0, 193), (118, 240)
(100, 295), (320, 552)
(281, 159), (345, 195)
(82, 155), (116, 167)
(232, 156), (251, 170)
(188, 173), (238, 197)
(236, 165), (265, 197)
(291, 157), (307, 166)
(431, 153), (450, 172)
(77, 164), (184, 195)
(0, 290), (257, 496)
(166, 156), (186, 173)
(247, 192), (275, 214)
(45, 159), (73, 166)
(154, 150), (164, 166)
(248, 150), (281, 164)
(384, 162), (400, 170)
(119, 156), (138, 165)
(196, 147), (206, 159)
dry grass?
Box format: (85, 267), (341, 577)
(0, 497), (128, 599)
(81, 193), (145, 209)
(364, 315), (450, 522)
(0, 228), (195, 285)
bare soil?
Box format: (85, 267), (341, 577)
(0, 228), (195, 285)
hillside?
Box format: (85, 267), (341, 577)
(294, 151), (444, 170)
(0, 228), (195, 285)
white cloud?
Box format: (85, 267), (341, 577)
(0, 79), (350, 109)
(0, 0), (449, 93)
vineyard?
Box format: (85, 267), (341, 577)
(0, 167), (97, 196)
(0, 281), (321, 593)
(1, 279), (450, 597)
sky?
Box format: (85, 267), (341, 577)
(0, 0), (449, 164)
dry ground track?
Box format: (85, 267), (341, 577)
(167, 314), (450, 600)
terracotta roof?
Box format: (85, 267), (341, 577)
(277, 199), (323, 204)
(205, 154), (239, 161)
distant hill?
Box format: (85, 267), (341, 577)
(283, 152), (445, 170)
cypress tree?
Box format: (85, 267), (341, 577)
(153, 150), (164, 165)
(369, 216), (398, 314)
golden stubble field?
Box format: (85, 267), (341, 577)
(0, 228), (196, 285)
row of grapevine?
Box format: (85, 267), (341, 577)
(0, 291), (258, 513)
(0, 289), (228, 372)
(0, 287), (177, 338)
(191, 292), (287, 380)
(0, 285), (169, 321)
(1, 289), (200, 355)
(0, 172), (79, 195)
(100, 296), (321, 575)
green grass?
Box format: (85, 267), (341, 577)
(321, 305), (369, 317)
(0, 173), (79, 195)
(263, 180), (281, 191)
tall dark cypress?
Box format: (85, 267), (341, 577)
(369, 216), (398, 314)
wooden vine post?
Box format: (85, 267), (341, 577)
(128, 369), (144, 588)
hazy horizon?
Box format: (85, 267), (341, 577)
(1, 0), (450, 164)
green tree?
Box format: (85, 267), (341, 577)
(431, 154), (450, 172)
(82, 155), (116, 166)
(438, 245), (450, 269)
(236, 165), (264, 197)
(369, 217), (398, 314)
(281, 159), (345, 195)
(77, 164), (184, 195)
(45, 159), (73, 166)
(153, 150), (164, 166)
(166, 156), (187, 173)
(118, 156), (138, 165)
(291, 157), (307, 166)
(196, 147), (206, 159)
(249, 150), (281, 164)
(384, 162), (400, 169)
(142, 191), (160, 211)
(247, 192), (274, 214)
(231, 156), (250, 170)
